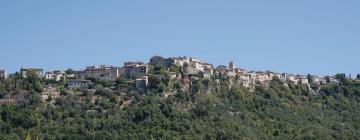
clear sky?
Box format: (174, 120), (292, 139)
(1, 0), (359, 76)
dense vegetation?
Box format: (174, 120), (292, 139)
(1, 72), (360, 140)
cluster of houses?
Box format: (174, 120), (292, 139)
(231, 70), (338, 88)
(150, 56), (215, 77)
(149, 56), (341, 89)
(1, 55), (358, 102)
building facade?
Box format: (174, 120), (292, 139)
(124, 62), (148, 78)
(75, 65), (123, 81)
(45, 70), (65, 81)
(20, 68), (43, 78)
(67, 79), (92, 88)
(136, 76), (148, 92)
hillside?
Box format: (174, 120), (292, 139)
(1, 73), (360, 140)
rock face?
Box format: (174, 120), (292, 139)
(149, 56), (175, 68)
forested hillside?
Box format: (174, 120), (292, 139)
(1, 73), (360, 140)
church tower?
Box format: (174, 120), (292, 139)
(229, 61), (234, 71)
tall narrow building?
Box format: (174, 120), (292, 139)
(229, 61), (235, 71)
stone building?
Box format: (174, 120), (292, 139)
(20, 67), (43, 78)
(136, 76), (148, 92)
(75, 65), (123, 81)
(124, 62), (148, 78)
(45, 70), (65, 81)
(67, 79), (92, 88)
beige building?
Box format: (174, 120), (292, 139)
(286, 74), (297, 84)
(203, 67), (213, 78)
(172, 56), (191, 67)
(67, 79), (92, 88)
(75, 65), (123, 81)
(136, 76), (148, 92)
(20, 68), (43, 78)
(124, 62), (148, 78)
(238, 75), (251, 88)
(45, 70), (65, 81)
(296, 75), (309, 85)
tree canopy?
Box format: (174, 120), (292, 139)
(0, 73), (360, 139)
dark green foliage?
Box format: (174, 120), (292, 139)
(148, 76), (166, 93)
(153, 64), (166, 75)
(1, 77), (360, 139)
(65, 68), (75, 75)
(335, 73), (352, 85)
(115, 76), (128, 85)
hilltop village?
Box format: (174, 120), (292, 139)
(1, 56), (360, 139)
(0, 56), (358, 104)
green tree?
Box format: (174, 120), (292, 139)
(335, 73), (346, 82)
(115, 76), (128, 85)
(26, 76), (43, 93)
(307, 74), (313, 84)
(153, 64), (166, 75)
(149, 76), (163, 93)
(65, 68), (75, 75)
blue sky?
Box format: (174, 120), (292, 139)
(1, 0), (359, 76)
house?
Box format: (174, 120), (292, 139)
(75, 65), (123, 81)
(319, 78), (327, 84)
(124, 62), (148, 78)
(67, 79), (92, 88)
(214, 61), (236, 77)
(280, 73), (288, 83)
(216, 65), (238, 77)
(256, 72), (269, 83)
(227, 71), (236, 77)
(150, 56), (211, 73)
(171, 57), (209, 72)
(136, 76), (148, 92)
(203, 67), (213, 78)
(20, 67), (43, 78)
(235, 68), (246, 76)
(266, 71), (281, 80)
(329, 77), (339, 84)
(296, 75), (309, 85)
(286, 74), (297, 84)
(189, 58), (205, 72)
(0, 69), (6, 79)
(202, 63), (214, 78)
(310, 75), (320, 84)
(41, 86), (60, 101)
(45, 70), (65, 81)
(238, 75), (251, 88)
(171, 56), (191, 67)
